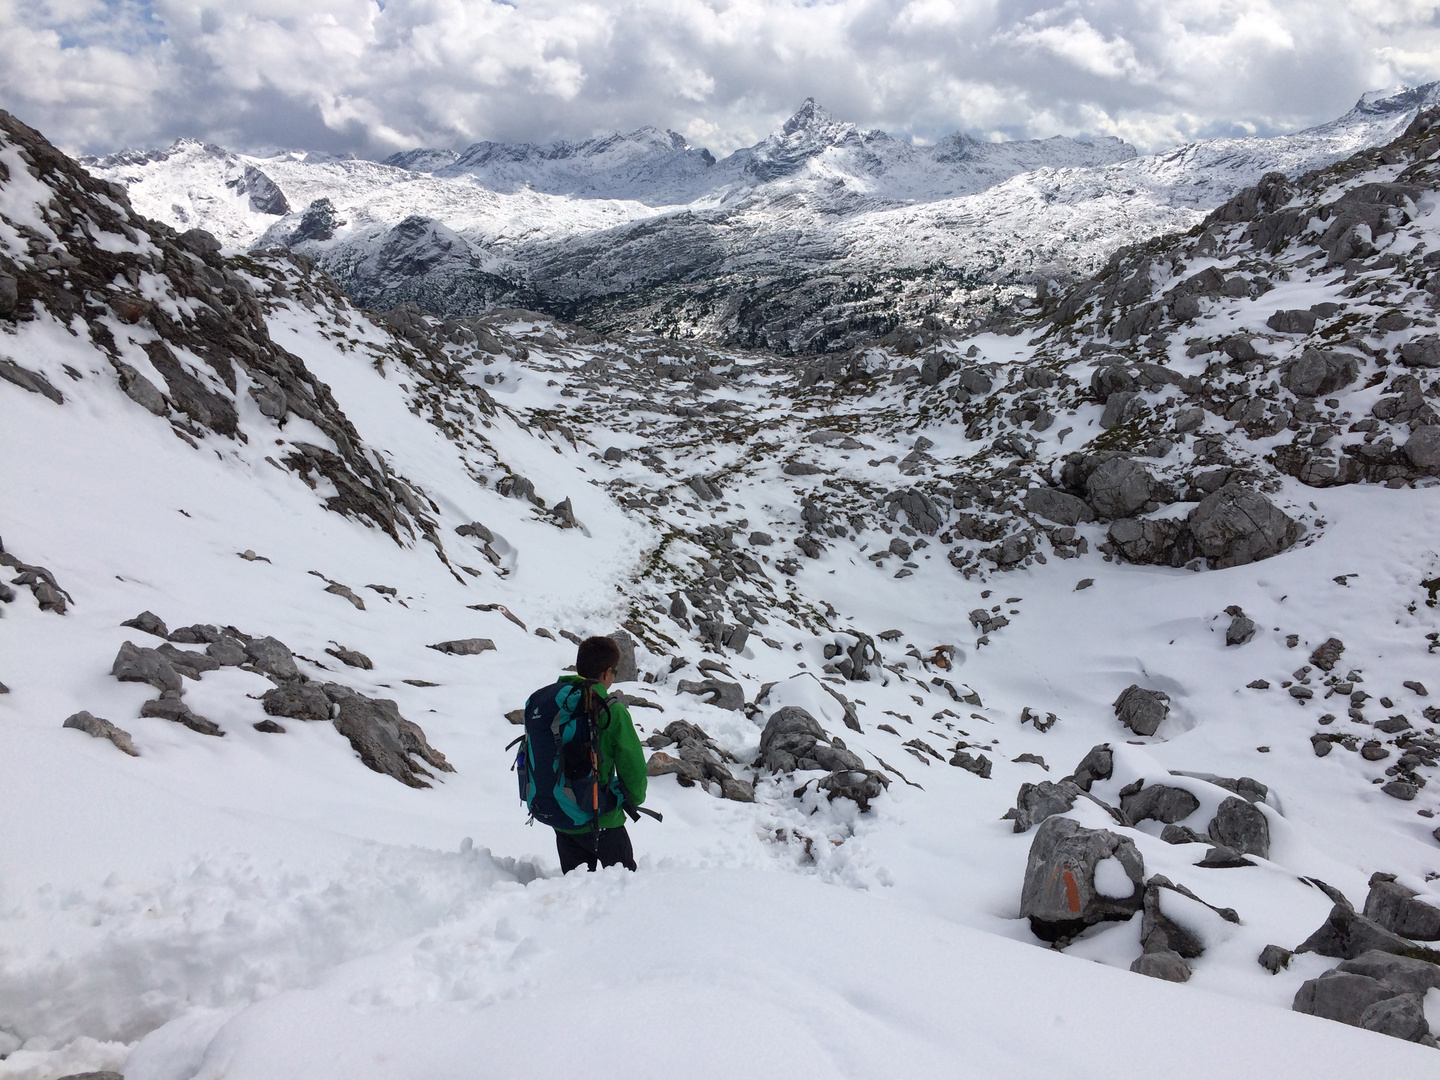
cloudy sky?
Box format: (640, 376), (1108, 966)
(2, 0), (1438, 159)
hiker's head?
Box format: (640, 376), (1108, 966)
(576, 635), (621, 684)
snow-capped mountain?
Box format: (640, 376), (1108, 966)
(7, 99), (1440, 1075)
(83, 88), (1440, 355)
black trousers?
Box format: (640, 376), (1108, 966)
(555, 826), (636, 873)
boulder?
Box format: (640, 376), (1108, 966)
(1400, 336), (1440, 368)
(883, 489), (945, 535)
(1281, 349), (1360, 397)
(1100, 391), (1146, 429)
(1294, 971), (1399, 1026)
(111, 641), (183, 693)
(1310, 637), (1345, 671)
(950, 751), (993, 777)
(206, 636), (248, 666)
(1404, 426), (1440, 476)
(1226, 614), (1256, 646)
(1267, 308), (1319, 334)
(322, 683), (453, 788)
(1085, 458), (1155, 520)
(1024, 487), (1095, 526)
(1070, 744), (1113, 791)
(1130, 948), (1191, 982)
(245, 635), (302, 681)
(815, 769), (889, 812)
(121, 610), (169, 638)
(62, 711), (138, 756)
(1338, 950), (1440, 996)
(427, 638), (496, 656)
(1363, 876), (1440, 940)
(1121, 783), (1201, 825)
(1003, 779), (1082, 832)
(325, 645), (373, 670)
(757, 706), (831, 772)
(1113, 684), (1170, 736)
(1296, 904), (1440, 963)
(1358, 993), (1430, 1041)
(1207, 796), (1270, 858)
(1188, 485), (1303, 568)
(610, 629), (639, 682)
(140, 696), (223, 736)
(1019, 816), (1146, 941)
(262, 683), (333, 721)
(677, 678), (745, 712)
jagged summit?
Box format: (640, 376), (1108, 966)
(782, 97), (834, 135)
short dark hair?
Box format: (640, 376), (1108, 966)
(576, 636), (621, 679)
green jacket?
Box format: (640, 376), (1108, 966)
(555, 676), (648, 832)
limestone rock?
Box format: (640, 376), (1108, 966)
(1207, 796), (1270, 858)
(677, 677), (744, 711)
(62, 710), (138, 756)
(1188, 485), (1304, 569)
(121, 610), (169, 638)
(1296, 904), (1440, 963)
(1113, 684), (1170, 736)
(111, 641), (183, 693)
(1004, 779), (1082, 832)
(610, 629), (639, 682)
(1019, 815), (1145, 941)
(1024, 486), (1095, 526)
(323, 683), (453, 788)
(1070, 744), (1113, 791)
(1364, 876), (1440, 940)
(1130, 948), (1191, 982)
(263, 683), (333, 721)
(427, 638), (496, 656)
(1085, 458), (1155, 520)
(245, 635), (302, 681)
(1121, 783), (1200, 825)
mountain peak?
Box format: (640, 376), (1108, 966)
(782, 98), (832, 135)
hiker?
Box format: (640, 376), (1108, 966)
(517, 635), (650, 873)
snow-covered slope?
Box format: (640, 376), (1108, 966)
(6, 103), (1440, 1078)
(84, 88), (1440, 354)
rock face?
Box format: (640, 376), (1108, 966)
(1113, 685), (1170, 736)
(1019, 816), (1145, 941)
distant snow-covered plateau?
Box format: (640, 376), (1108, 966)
(2, 82), (1440, 1079)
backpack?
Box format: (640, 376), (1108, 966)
(513, 680), (624, 830)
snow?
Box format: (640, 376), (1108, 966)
(1092, 856), (1134, 899)
(7, 100), (1440, 1077)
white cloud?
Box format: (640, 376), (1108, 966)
(0, 0), (1437, 158)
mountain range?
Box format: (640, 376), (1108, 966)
(84, 84), (1440, 353)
